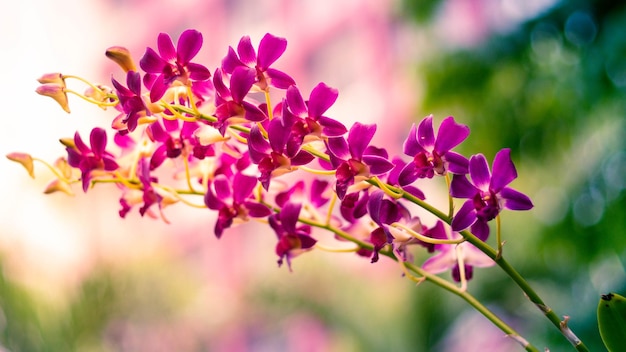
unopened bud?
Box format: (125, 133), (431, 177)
(54, 157), (73, 179)
(59, 137), (75, 149)
(105, 46), (137, 72)
(44, 179), (74, 196)
(37, 73), (65, 86)
(36, 84), (70, 113)
(6, 152), (35, 178)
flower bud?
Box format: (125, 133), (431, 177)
(105, 46), (137, 72)
(37, 73), (65, 85)
(54, 157), (73, 179)
(6, 152), (34, 178)
(44, 179), (74, 196)
(36, 84), (70, 113)
(59, 137), (75, 149)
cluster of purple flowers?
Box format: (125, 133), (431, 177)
(24, 29), (533, 280)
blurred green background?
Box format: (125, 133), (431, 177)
(2, 0), (626, 351)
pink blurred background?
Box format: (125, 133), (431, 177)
(1, 0), (425, 350)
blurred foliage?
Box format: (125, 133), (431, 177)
(401, 0), (626, 350)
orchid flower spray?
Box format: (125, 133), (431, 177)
(9, 29), (595, 351)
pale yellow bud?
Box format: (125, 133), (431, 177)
(37, 73), (65, 86)
(44, 179), (74, 196)
(6, 152), (34, 178)
(105, 46), (137, 72)
(36, 84), (70, 113)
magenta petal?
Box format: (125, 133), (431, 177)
(177, 29), (202, 64)
(398, 163), (418, 186)
(308, 83), (338, 118)
(280, 202), (301, 233)
(451, 200), (477, 232)
(291, 150), (314, 166)
(265, 68), (295, 89)
(469, 153), (491, 191)
(230, 67), (255, 102)
(445, 151), (469, 174)
(299, 235), (317, 250)
(403, 123), (424, 156)
(267, 118), (288, 152)
(417, 115), (435, 149)
(236, 35), (256, 66)
(367, 190), (384, 225)
(127, 71), (142, 95)
(213, 175), (232, 200)
(73, 131), (90, 154)
(286, 85), (308, 116)
(66, 148), (81, 168)
(434, 116), (470, 153)
(327, 136), (350, 160)
(471, 220), (490, 241)
(403, 185), (426, 200)
(149, 146), (167, 170)
(222, 46), (244, 73)
(212, 69), (231, 99)
(258, 33), (287, 69)
(317, 116), (347, 136)
(204, 188), (224, 210)
(245, 201), (272, 218)
(450, 174), (477, 198)
(187, 62), (212, 81)
(362, 154), (394, 175)
(232, 173), (257, 203)
(347, 122), (376, 159)
(501, 187), (533, 210)
(149, 77), (168, 102)
(139, 47), (166, 74)
(242, 101), (268, 122)
(248, 125), (271, 162)
(90, 128), (107, 157)
(157, 32), (176, 62)
(422, 246), (456, 274)
(81, 172), (92, 192)
(490, 148), (517, 192)
(103, 158), (119, 171)
(310, 179), (330, 207)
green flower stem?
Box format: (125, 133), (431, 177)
(368, 179), (589, 351)
(299, 216), (538, 351)
(402, 261), (538, 352)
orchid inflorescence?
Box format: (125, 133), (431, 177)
(10, 29), (589, 351)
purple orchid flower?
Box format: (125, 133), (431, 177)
(340, 189), (370, 224)
(146, 118), (203, 170)
(248, 116), (314, 189)
(274, 179), (330, 210)
(119, 158), (162, 218)
(269, 202), (317, 271)
(422, 232), (495, 282)
(450, 148), (534, 240)
(326, 122), (394, 199)
(111, 71), (149, 133)
(399, 115), (470, 185)
(283, 83), (348, 141)
(140, 29), (211, 102)
(203, 172), (272, 238)
(222, 33), (295, 90)
(213, 67), (268, 134)
(366, 190), (411, 263)
(66, 128), (119, 192)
